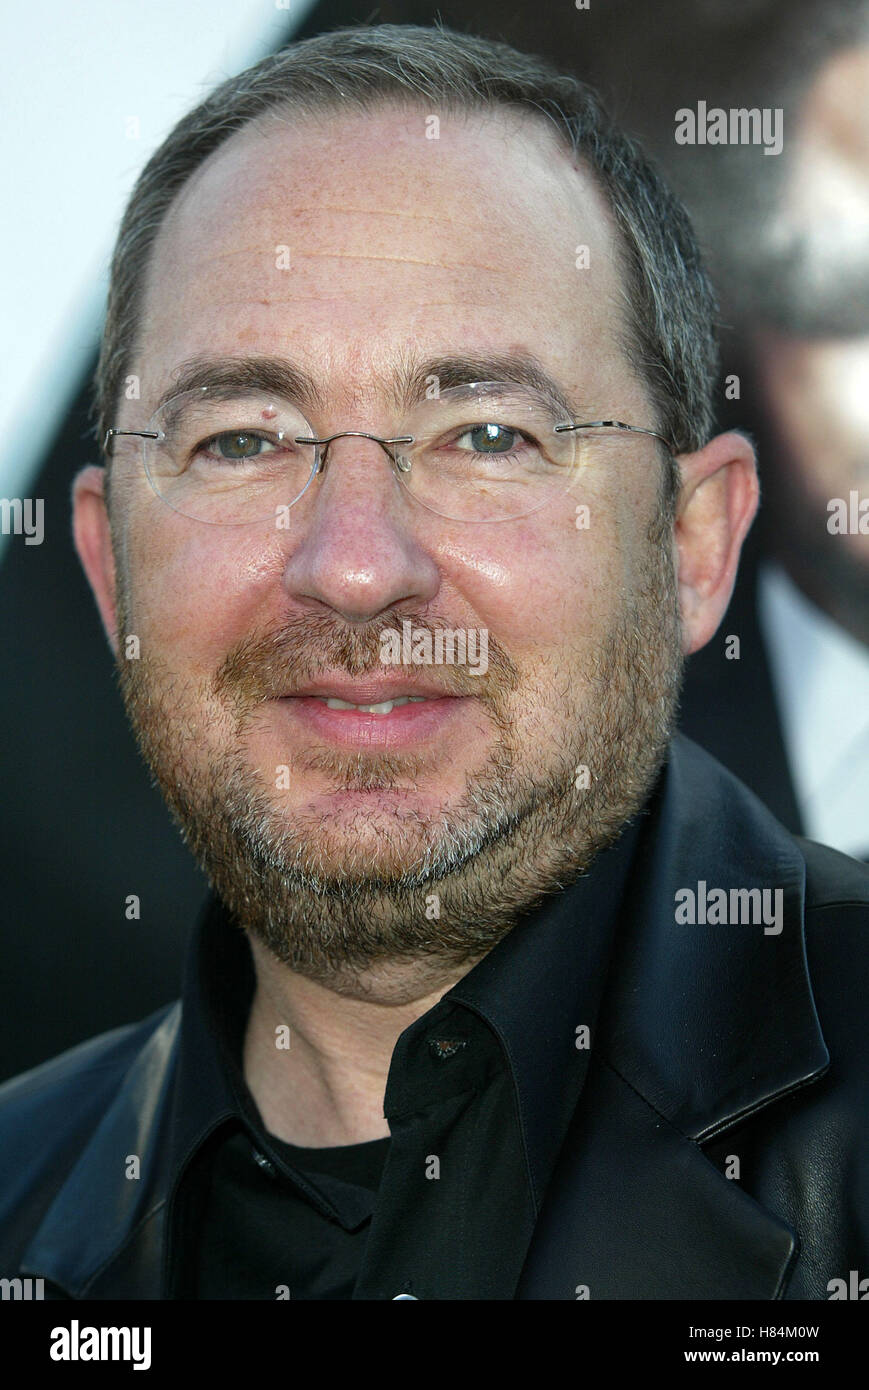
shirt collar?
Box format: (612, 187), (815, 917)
(169, 796), (647, 1215)
(387, 811), (646, 1209)
(169, 894), (381, 1230)
(758, 561), (869, 854)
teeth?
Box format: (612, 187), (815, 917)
(321, 695), (429, 714)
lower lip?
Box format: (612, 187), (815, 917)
(276, 695), (467, 747)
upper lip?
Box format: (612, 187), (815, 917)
(282, 675), (459, 702)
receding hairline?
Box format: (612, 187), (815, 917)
(154, 93), (599, 271)
(132, 93), (645, 426)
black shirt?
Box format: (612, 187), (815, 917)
(192, 1130), (390, 1299)
(164, 813), (644, 1300)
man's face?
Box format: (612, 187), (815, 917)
(101, 105), (682, 983)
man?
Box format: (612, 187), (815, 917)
(0, 23), (866, 1301)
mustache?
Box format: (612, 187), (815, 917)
(212, 612), (520, 706)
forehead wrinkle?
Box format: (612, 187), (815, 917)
(206, 201), (480, 228)
(295, 251), (501, 270)
(271, 204), (478, 226)
(171, 296), (509, 311)
(178, 233), (491, 266)
(173, 248), (505, 280)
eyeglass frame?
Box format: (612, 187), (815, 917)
(103, 385), (678, 522)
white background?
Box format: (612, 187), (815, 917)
(0, 0), (314, 532)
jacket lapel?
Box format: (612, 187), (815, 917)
(19, 1003), (181, 1298)
(518, 736), (829, 1299)
(516, 1059), (800, 1299)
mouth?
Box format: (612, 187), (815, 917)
(274, 678), (470, 747)
(308, 694), (432, 715)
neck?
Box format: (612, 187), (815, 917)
(242, 934), (482, 1147)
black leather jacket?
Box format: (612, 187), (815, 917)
(1, 736), (867, 1299)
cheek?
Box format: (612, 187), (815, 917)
(123, 514), (285, 673)
(442, 496), (630, 658)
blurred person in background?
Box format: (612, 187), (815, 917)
(677, 10), (869, 857)
(555, 0), (869, 853)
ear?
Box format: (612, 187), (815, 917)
(674, 431), (759, 656)
(72, 465), (120, 656)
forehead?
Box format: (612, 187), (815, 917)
(135, 103), (633, 412)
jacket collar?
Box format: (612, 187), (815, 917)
(20, 1002), (182, 1298)
(516, 734), (829, 1299)
(597, 732), (828, 1140)
(21, 735), (829, 1298)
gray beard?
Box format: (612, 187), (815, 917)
(114, 519), (683, 988)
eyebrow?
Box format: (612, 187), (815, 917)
(154, 352), (581, 422)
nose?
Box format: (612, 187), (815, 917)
(280, 432), (440, 623)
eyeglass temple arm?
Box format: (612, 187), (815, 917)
(103, 427), (161, 453)
(554, 419), (677, 454)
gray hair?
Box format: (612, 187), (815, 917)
(96, 21), (720, 504)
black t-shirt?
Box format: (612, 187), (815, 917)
(192, 1127), (392, 1300)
